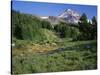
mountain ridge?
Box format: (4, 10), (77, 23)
(40, 9), (81, 24)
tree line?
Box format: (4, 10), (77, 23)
(12, 10), (97, 41)
(54, 13), (97, 41)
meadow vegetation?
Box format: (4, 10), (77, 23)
(12, 10), (97, 74)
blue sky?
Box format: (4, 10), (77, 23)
(12, 1), (97, 19)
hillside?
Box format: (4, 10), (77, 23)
(12, 10), (61, 43)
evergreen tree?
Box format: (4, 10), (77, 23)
(41, 20), (52, 30)
(92, 16), (97, 39)
(78, 13), (97, 40)
(78, 13), (92, 40)
(92, 16), (97, 25)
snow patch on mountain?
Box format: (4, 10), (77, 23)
(40, 9), (81, 24)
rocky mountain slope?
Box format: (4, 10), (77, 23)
(40, 9), (81, 24)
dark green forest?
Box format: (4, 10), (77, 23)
(12, 10), (97, 74)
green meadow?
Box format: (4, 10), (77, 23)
(12, 10), (97, 74)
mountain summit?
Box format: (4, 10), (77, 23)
(40, 9), (81, 24)
(58, 9), (80, 23)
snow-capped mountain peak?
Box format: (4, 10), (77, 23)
(58, 9), (80, 23)
(40, 9), (81, 24)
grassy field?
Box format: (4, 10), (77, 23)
(11, 9), (97, 74)
(12, 39), (97, 74)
